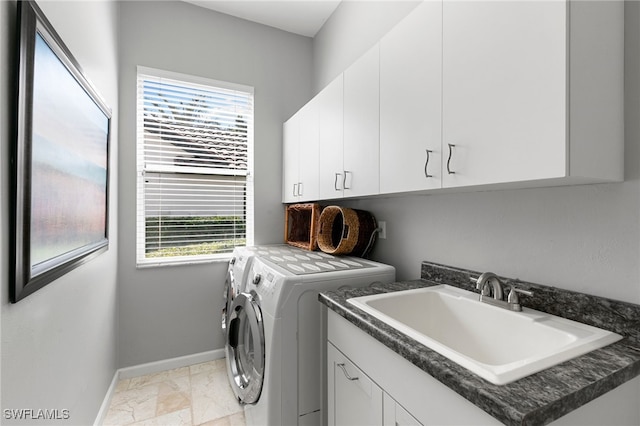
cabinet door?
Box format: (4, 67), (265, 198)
(343, 44), (380, 197)
(282, 113), (300, 203)
(442, 1), (567, 188)
(380, 1), (442, 194)
(328, 343), (383, 426)
(318, 74), (345, 200)
(298, 101), (319, 201)
(383, 393), (422, 426)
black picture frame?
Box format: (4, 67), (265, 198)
(11, 0), (112, 302)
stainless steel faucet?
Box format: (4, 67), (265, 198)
(472, 272), (533, 312)
(475, 272), (504, 300)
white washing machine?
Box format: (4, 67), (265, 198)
(225, 246), (395, 426)
(222, 245), (312, 333)
(224, 245), (327, 351)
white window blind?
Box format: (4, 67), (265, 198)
(136, 67), (254, 266)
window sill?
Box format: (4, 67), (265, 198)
(136, 255), (231, 269)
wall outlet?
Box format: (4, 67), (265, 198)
(378, 221), (386, 239)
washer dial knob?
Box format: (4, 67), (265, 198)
(253, 274), (262, 285)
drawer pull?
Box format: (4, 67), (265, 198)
(337, 363), (359, 381)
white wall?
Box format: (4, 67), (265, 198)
(117, 1), (313, 367)
(0, 1), (119, 424)
(312, 0), (420, 94)
(313, 1), (640, 306)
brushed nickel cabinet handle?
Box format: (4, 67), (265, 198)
(337, 363), (359, 381)
(343, 171), (352, 190)
(424, 149), (433, 178)
(447, 144), (456, 175)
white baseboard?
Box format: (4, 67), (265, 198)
(118, 349), (225, 379)
(93, 370), (120, 426)
(93, 349), (225, 425)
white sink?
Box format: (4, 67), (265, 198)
(347, 285), (622, 385)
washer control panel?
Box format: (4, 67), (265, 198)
(248, 260), (279, 304)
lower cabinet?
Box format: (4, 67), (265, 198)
(383, 393), (421, 426)
(328, 343), (382, 426)
(327, 309), (499, 426)
(328, 342), (420, 426)
(326, 309), (640, 426)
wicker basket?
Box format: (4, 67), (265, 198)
(317, 206), (378, 257)
(284, 203), (322, 251)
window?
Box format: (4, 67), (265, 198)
(136, 67), (253, 266)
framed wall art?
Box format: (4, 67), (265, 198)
(11, 0), (112, 302)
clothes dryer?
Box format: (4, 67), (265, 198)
(225, 248), (395, 426)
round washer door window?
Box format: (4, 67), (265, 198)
(222, 264), (237, 332)
(226, 291), (265, 404)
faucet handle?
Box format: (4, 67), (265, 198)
(507, 287), (534, 305)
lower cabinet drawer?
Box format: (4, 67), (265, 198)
(328, 342), (383, 426)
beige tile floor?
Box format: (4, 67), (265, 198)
(102, 359), (245, 426)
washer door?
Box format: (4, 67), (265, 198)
(221, 261), (235, 332)
(226, 291), (265, 404)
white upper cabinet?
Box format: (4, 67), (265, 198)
(380, 0), (443, 194)
(282, 113), (300, 203)
(441, 0), (623, 189)
(283, 0), (623, 202)
(343, 44), (381, 197)
(318, 74), (345, 200)
(298, 101), (320, 200)
(282, 101), (319, 203)
(442, 0), (567, 188)
(319, 45), (380, 200)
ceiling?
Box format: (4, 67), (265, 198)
(182, 1), (342, 37)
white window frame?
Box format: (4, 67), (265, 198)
(136, 66), (254, 267)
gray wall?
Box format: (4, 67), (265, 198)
(313, 1), (640, 305)
(1, 1), (119, 424)
(117, 1), (313, 367)
(312, 0), (421, 94)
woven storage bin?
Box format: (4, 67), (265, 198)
(284, 203), (322, 251)
(317, 206), (378, 257)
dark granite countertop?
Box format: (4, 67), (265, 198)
(319, 261), (640, 426)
